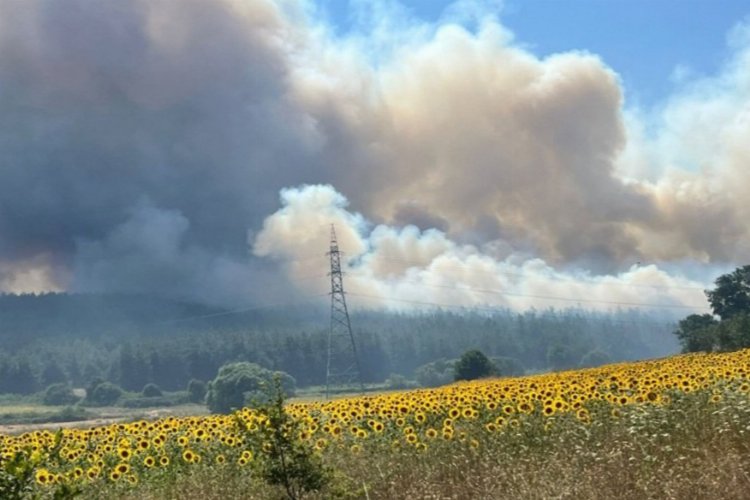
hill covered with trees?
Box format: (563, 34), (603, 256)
(0, 292), (679, 395)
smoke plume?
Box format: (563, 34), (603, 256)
(0, 0), (746, 312)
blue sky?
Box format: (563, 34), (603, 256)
(314, 0), (750, 107)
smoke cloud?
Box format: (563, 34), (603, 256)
(253, 184), (708, 313)
(0, 0), (746, 311)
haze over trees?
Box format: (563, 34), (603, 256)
(0, 292), (679, 397)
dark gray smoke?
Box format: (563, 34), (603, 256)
(0, 0), (747, 310)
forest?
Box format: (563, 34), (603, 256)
(0, 292), (680, 395)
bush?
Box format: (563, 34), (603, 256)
(85, 381), (123, 406)
(42, 383), (80, 406)
(206, 362), (296, 414)
(141, 383), (163, 398)
(187, 379), (207, 404)
(454, 350), (495, 381)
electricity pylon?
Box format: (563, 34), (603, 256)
(325, 224), (364, 399)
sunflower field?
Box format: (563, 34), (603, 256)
(3, 349), (750, 499)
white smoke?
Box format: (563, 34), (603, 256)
(253, 185), (709, 314)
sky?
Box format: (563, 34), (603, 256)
(1, 0), (749, 315)
(317, 0), (750, 106)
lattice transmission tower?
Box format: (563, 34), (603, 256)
(326, 224), (364, 399)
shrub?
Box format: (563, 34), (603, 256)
(42, 383), (80, 406)
(141, 383), (163, 398)
(414, 359), (455, 387)
(85, 381), (123, 406)
(206, 362), (295, 414)
(454, 350), (495, 381)
(187, 379), (207, 404)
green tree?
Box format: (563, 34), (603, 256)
(141, 383), (162, 398)
(454, 350), (495, 381)
(716, 313), (750, 351)
(206, 362), (295, 414)
(674, 314), (719, 353)
(706, 265), (750, 320)
(187, 379), (207, 404)
(85, 381), (123, 406)
(42, 383), (80, 406)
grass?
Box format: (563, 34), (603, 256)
(0, 406), (92, 426)
(80, 389), (750, 500)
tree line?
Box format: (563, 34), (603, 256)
(0, 293), (679, 395)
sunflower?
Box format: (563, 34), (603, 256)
(86, 467), (100, 480)
(35, 468), (51, 485)
(182, 449), (196, 463)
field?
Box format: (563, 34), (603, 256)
(3, 349), (750, 499)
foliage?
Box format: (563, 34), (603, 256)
(84, 381), (123, 406)
(706, 265), (750, 320)
(0, 293), (679, 396)
(414, 359), (455, 387)
(43, 383), (80, 406)
(674, 313), (719, 352)
(1, 430), (80, 499)
(187, 379), (207, 404)
(716, 313), (750, 352)
(238, 376), (330, 500)
(206, 362), (295, 414)
(4, 349), (750, 498)
(0, 448), (37, 499)
(454, 349), (495, 381)
(675, 267), (750, 353)
(141, 383), (163, 398)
